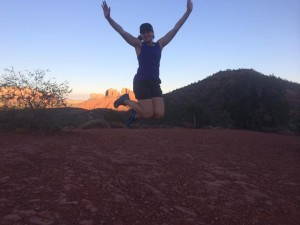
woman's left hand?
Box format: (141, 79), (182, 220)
(187, 0), (193, 13)
(102, 1), (111, 19)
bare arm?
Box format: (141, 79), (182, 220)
(101, 1), (140, 47)
(158, 0), (193, 49)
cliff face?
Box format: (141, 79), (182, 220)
(69, 88), (136, 111)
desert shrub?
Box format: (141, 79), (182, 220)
(109, 121), (126, 128)
(80, 119), (110, 129)
(49, 108), (90, 128)
(0, 108), (61, 132)
(0, 109), (32, 129)
(104, 110), (124, 123)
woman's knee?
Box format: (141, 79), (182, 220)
(137, 99), (153, 118)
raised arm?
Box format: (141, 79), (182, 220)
(101, 1), (140, 47)
(158, 0), (193, 49)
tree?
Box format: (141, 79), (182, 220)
(0, 67), (72, 110)
(0, 68), (72, 131)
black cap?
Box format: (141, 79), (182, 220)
(140, 23), (154, 33)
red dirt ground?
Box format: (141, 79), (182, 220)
(0, 129), (299, 225)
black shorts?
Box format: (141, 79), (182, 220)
(133, 79), (163, 100)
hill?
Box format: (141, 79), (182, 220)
(2, 69), (299, 133)
(163, 69), (300, 132)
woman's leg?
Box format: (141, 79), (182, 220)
(124, 99), (154, 119)
(123, 99), (143, 116)
(123, 79), (163, 119)
(137, 99), (154, 118)
(152, 97), (165, 119)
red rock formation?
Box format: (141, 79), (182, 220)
(105, 88), (119, 97)
(73, 88), (136, 111)
(90, 93), (105, 99)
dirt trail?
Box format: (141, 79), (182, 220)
(0, 129), (299, 225)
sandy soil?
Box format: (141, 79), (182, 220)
(0, 129), (299, 225)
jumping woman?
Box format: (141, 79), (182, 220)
(101, 0), (193, 127)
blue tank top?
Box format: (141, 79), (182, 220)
(134, 42), (162, 81)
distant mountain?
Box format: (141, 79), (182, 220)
(163, 69), (300, 132)
(68, 88), (135, 111)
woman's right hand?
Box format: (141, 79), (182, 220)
(101, 1), (111, 19)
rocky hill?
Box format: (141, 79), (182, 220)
(163, 69), (300, 131)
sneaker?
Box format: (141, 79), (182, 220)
(126, 110), (137, 128)
(114, 94), (129, 108)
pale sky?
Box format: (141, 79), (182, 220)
(1, 0), (299, 100)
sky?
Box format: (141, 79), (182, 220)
(1, 0), (299, 100)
